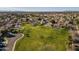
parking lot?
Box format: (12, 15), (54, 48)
(0, 33), (22, 51)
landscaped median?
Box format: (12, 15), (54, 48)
(14, 24), (69, 51)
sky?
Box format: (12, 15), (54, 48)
(0, 7), (79, 12)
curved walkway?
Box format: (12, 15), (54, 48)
(12, 33), (24, 51)
(5, 33), (24, 51)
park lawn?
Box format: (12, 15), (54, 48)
(15, 24), (69, 51)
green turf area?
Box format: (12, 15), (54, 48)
(15, 24), (69, 51)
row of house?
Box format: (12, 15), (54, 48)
(0, 12), (79, 51)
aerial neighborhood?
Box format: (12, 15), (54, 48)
(0, 12), (79, 51)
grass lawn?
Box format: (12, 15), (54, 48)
(15, 23), (69, 51)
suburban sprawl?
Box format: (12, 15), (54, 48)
(0, 12), (79, 51)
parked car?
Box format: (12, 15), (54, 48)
(0, 36), (5, 42)
(6, 32), (15, 37)
(0, 43), (6, 48)
(0, 48), (6, 51)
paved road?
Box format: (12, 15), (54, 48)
(5, 33), (22, 51)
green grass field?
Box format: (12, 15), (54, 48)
(15, 23), (69, 51)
